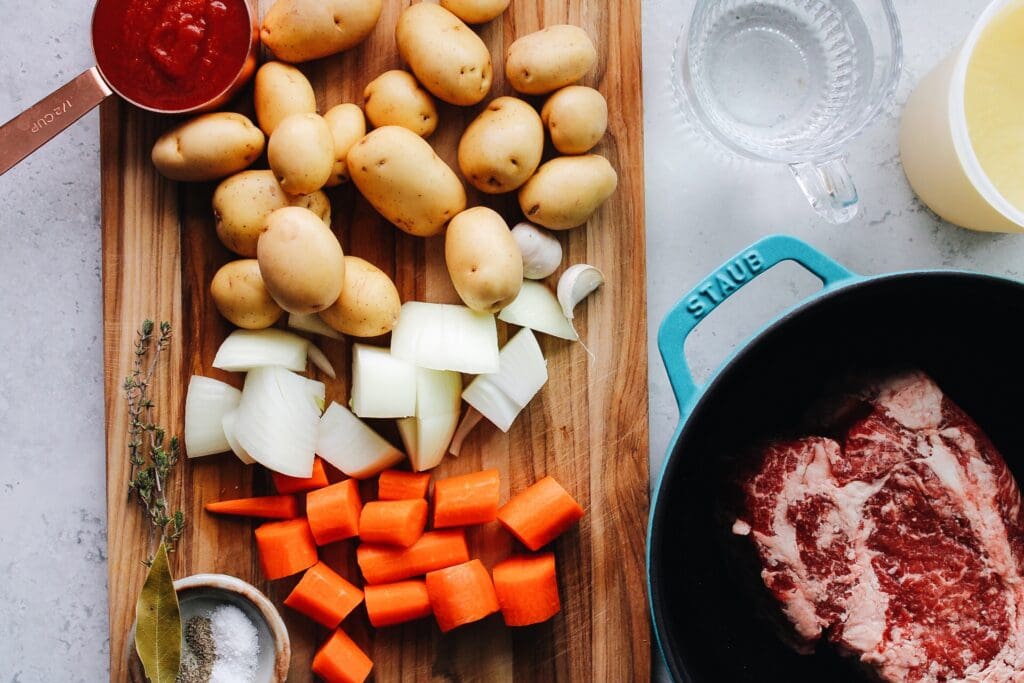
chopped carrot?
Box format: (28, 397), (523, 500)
(312, 629), (373, 683)
(307, 479), (362, 546)
(357, 529), (469, 584)
(204, 495), (298, 519)
(284, 561), (364, 629)
(377, 469), (431, 500)
(363, 580), (433, 627)
(425, 559), (500, 633)
(254, 518), (318, 580)
(273, 456), (329, 494)
(359, 499), (428, 547)
(492, 553), (560, 626)
(496, 475), (584, 551)
(432, 469), (500, 528)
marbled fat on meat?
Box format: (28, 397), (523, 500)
(735, 372), (1024, 682)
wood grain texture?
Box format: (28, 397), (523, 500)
(102, 1), (648, 680)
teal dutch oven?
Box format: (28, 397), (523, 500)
(646, 235), (1024, 682)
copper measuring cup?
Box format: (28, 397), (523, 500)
(0, 0), (259, 176)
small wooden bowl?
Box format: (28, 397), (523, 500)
(127, 573), (290, 682)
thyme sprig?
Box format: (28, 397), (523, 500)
(124, 320), (185, 563)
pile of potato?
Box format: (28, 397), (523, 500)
(149, 1), (617, 330)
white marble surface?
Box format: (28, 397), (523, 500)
(0, 0), (1016, 679)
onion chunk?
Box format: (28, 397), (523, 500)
(184, 375), (241, 458)
(317, 401), (405, 478)
(498, 281), (577, 341)
(391, 302), (500, 374)
(462, 328), (548, 432)
(213, 329), (309, 372)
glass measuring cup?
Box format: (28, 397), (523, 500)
(672, 0), (902, 223)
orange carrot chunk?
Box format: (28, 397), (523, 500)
(307, 479), (362, 546)
(425, 559), (500, 633)
(204, 495), (299, 519)
(284, 561), (364, 629)
(377, 470), (431, 500)
(492, 553), (561, 626)
(312, 629), (373, 683)
(364, 580), (433, 627)
(357, 529), (469, 585)
(496, 475), (584, 551)
(255, 518), (318, 580)
(272, 456), (330, 494)
(359, 499), (428, 547)
(432, 469), (500, 528)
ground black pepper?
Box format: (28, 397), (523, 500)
(176, 615), (215, 683)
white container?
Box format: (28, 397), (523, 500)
(900, 0), (1024, 233)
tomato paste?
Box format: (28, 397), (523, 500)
(93, 0), (252, 111)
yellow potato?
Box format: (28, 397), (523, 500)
(320, 256), (401, 337)
(348, 126), (467, 237)
(323, 104), (366, 186)
(458, 97), (543, 194)
(214, 171), (331, 256)
(261, 0), (382, 63)
(541, 85), (608, 155)
(444, 207), (523, 312)
(151, 113), (264, 182)
(257, 207), (346, 314)
(210, 259), (284, 329)
(396, 3), (492, 106)
(254, 62), (317, 135)
(363, 70), (438, 138)
(439, 0), (510, 24)
(517, 155), (617, 230)
(268, 113), (335, 195)
(506, 25), (597, 95)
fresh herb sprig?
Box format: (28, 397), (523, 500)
(124, 319), (185, 562)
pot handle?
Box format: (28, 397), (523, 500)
(657, 235), (855, 415)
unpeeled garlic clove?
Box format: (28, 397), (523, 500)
(557, 264), (605, 321)
(511, 222), (562, 279)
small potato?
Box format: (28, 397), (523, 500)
(210, 259), (284, 329)
(254, 62), (317, 135)
(396, 3), (492, 106)
(152, 113), (264, 182)
(439, 0), (510, 24)
(517, 155), (618, 230)
(445, 207), (523, 312)
(458, 97), (543, 194)
(323, 104), (366, 186)
(261, 0), (382, 63)
(541, 86), (608, 155)
(268, 113), (335, 195)
(214, 171), (331, 256)
(257, 207), (346, 314)
(348, 126), (466, 237)
(320, 256), (401, 337)
(363, 70), (438, 138)
(506, 25), (597, 95)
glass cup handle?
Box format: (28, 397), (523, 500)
(789, 157), (859, 224)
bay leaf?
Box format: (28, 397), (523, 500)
(135, 543), (181, 683)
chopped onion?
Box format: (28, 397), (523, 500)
(184, 375), (241, 458)
(306, 342), (337, 380)
(213, 329), (309, 373)
(498, 281), (578, 341)
(221, 409), (255, 465)
(234, 366), (321, 477)
(351, 344), (416, 418)
(288, 312), (343, 340)
(397, 368), (462, 471)
(462, 328), (548, 432)
(449, 406), (484, 456)
(390, 302), (500, 374)
(317, 401), (405, 478)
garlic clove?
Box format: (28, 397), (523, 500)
(511, 221), (562, 280)
(557, 264), (605, 321)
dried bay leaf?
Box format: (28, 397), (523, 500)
(135, 543), (181, 683)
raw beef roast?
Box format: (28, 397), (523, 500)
(734, 372), (1024, 682)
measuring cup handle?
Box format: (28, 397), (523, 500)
(790, 157), (859, 224)
(0, 67), (113, 176)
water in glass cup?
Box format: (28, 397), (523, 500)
(674, 0), (901, 223)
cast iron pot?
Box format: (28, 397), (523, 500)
(647, 235), (1024, 682)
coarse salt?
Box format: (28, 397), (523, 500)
(208, 603), (260, 683)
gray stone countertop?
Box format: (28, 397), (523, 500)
(0, 0), (1015, 679)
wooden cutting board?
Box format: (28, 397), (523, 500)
(101, 1), (648, 680)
